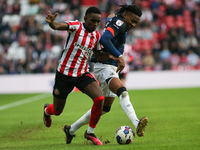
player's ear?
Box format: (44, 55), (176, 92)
(123, 11), (128, 19)
(84, 16), (87, 22)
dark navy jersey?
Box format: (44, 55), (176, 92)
(91, 14), (127, 67)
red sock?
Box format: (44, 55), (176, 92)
(46, 104), (62, 116)
(89, 96), (104, 128)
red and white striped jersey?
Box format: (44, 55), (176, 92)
(57, 21), (102, 77)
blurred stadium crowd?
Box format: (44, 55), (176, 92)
(0, 0), (200, 74)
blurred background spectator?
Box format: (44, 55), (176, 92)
(0, 0), (200, 75)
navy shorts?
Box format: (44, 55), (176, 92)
(53, 71), (96, 99)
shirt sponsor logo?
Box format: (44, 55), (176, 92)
(74, 42), (92, 51)
(74, 42), (93, 60)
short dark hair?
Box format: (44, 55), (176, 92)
(117, 5), (142, 17)
(85, 6), (101, 16)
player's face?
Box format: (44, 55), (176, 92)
(123, 12), (140, 30)
(84, 13), (101, 32)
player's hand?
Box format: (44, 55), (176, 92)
(116, 55), (125, 74)
(107, 13), (115, 18)
(46, 11), (58, 23)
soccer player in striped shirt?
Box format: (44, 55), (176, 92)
(43, 7), (116, 145)
(66, 4), (148, 141)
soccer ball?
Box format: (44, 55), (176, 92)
(115, 125), (135, 144)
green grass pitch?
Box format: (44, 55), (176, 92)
(0, 87), (200, 150)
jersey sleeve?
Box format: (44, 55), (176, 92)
(105, 19), (126, 37)
(64, 20), (80, 33)
(99, 18), (126, 58)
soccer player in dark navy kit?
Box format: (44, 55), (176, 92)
(64, 4), (148, 142)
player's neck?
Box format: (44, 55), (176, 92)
(83, 23), (94, 33)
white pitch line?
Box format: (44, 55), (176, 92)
(0, 94), (51, 111)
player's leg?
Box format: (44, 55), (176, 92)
(82, 79), (104, 145)
(67, 66), (116, 136)
(109, 77), (139, 127)
(102, 97), (114, 114)
(63, 72), (104, 145)
(119, 73), (126, 85)
(68, 97), (114, 137)
(108, 77), (148, 137)
(43, 96), (65, 127)
(43, 71), (74, 127)
(63, 97), (114, 144)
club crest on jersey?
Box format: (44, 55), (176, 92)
(92, 39), (96, 45)
(54, 88), (60, 95)
(116, 20), (124, 26)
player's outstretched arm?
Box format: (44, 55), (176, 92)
(46, 11), (69, 30)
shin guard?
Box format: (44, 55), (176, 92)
(89, 96), (104, 128)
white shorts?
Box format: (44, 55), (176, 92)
(93, 63), (119, 98)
